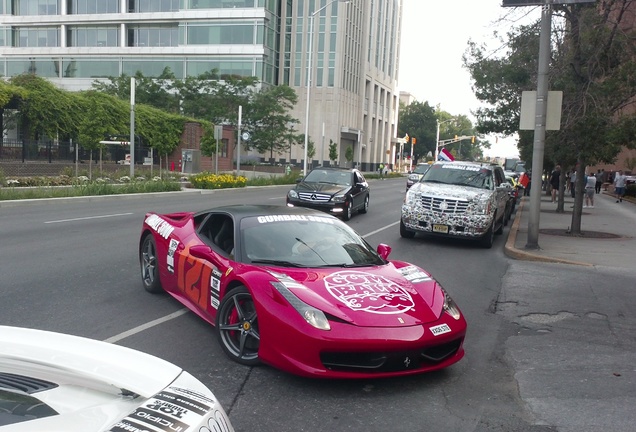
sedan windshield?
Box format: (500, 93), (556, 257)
(240, 215), (384, 267)
(304, 169), (351, 186)
(422, 164), (493, 190)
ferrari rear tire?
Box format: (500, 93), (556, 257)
(140, 234), (163, 293)
(216, 286), (260, 366)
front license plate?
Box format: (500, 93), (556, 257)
(430, 323), (452, 336)
(432, 224), (449, 234)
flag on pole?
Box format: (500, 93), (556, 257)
(438, 148), (455, 162)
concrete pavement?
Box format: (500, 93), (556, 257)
(504, 190), (636, 268)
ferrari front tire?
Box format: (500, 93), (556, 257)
(216, 286), (260, 366)
(140, 234), (163, 293)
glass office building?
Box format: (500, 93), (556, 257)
(0, 0), (402, 170)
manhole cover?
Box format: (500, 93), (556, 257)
(539, 229), (622, 239)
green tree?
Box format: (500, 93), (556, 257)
(243, 85), (299, 160)
(398, 101), (437, 158)
(328, 139), (338, 164)
(345, 145), (353, 167)
(463, 1), (636, 233)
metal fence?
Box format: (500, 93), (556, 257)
(0, 139), (158, 164)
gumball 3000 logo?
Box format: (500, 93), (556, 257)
(324, 271), (414, 314)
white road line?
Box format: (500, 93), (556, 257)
(362, 221), (399, 238)
(44, 213), (134, 224)
(106, 220), (397, 344)
(104, 308), (189, 343)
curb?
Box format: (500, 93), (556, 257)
(504, 198), (593, 267)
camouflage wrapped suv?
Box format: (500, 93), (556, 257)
(400, 161), (511, 248)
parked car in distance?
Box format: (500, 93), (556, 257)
(139, 205), (467, 379)
(286, 167), (369, 220)
(406, 163), (432, 191)
(401, 161), (511, 248)
(0, 326), (234, 432)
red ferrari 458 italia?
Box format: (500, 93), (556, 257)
(139, 205), (467, 378)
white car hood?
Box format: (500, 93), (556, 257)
(0, 326), (234, 432)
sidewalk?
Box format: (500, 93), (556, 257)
(505, 191), (636, 268)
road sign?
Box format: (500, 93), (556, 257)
(242, 132), (250, 141)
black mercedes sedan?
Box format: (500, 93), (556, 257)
(286, 167), (370, 220)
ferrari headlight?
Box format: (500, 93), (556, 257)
(288, 190), (298, 199)
(331, 194), (346, 203)
(441, 287), (461, 320)
(271, 281), (330, 330)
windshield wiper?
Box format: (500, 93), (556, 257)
(250, 259), (305, 268)
(315, 263), (371, 268)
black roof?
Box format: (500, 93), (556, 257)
(195, 204), (338, 221)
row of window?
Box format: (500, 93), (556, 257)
(5, 22), (262, 48)
(2, 0), (266, 15)
(0, 57), (267, 81)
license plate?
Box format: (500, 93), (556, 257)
(432, 224), (449, 234)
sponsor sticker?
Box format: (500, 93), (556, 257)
(167, 239), (179, 274)
(145, 214), (175, 240)
(210, 269), (221, 309)
(398, 265), (431, 284)
(256, 214), (334, 224)
(429, 323), (452, 336)
(324, 271), (415, 314)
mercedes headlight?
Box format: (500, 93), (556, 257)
(288, 190), (298, 199)
(331, 194), (346, 203)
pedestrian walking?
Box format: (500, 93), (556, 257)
(584, 172), (596, 208)
(595, 169), (604, 193)
(549, 165), (561, 203)
(378, 162), (385, 180)
(569, 170), (577, 198)
(614, 170), (627, 203)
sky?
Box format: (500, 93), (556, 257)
(398, 0), (541, 158)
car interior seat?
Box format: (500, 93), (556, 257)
(213, 218), (234, 254)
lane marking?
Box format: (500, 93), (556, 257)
(45, 213), (134, 224)
(104, 308), (189, 343)
(362, 221), (399, 238)
(107, 220), (398, 343)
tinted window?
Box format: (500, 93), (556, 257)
(423, 164), (494, 190)
(413, 164), (430, 175)
(240, 215), (384, 267)
(305, 169), (351, 186)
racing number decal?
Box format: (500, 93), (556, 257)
(177, 254), (212, 310)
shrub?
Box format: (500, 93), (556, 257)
(626, 184), (636, 197)
(190, 172), (247, 189)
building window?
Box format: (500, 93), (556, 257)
(185, 58), (256, 80)
(7, 58), (60, 77)
(68, 0), (118, 14)
(14, 0), (59, 15)
(185, 0), (257, 9)
(127, 26), (178, 47)
(67, 27), (119, 47)
(122, 58), (184, 79)
(14, 27), (59, 47)
(62, 58), (119, 78)
(187, 22), (255, 45)
(128, 0), (179, 13)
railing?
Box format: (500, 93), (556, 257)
(0, 139), (157, 164)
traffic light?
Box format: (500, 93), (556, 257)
(404, 133), (409, 142)
(454, 135), (458, 139)
(471, 136), (475, 143)
(412, 137), (416, 145)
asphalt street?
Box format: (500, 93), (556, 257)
(1, 178), (635, 431)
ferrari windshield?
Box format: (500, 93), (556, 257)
(422, 164), (493, 190)
(240, 215), (384, 267)
(304, 169), (351, 186)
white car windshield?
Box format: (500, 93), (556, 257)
(422, 164), (494, 190)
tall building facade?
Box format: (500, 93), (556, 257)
(0, 0), (402, 171)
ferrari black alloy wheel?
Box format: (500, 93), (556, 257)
(141, 235), (163, 293)
(216, 286), (260, 366)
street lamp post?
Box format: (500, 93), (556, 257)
(303, 0), (350, 176)
(435, 118), (455, 161)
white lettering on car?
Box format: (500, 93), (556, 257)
(145, 214), (175, 239)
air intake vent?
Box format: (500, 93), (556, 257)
(0, 373), (58, 394)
